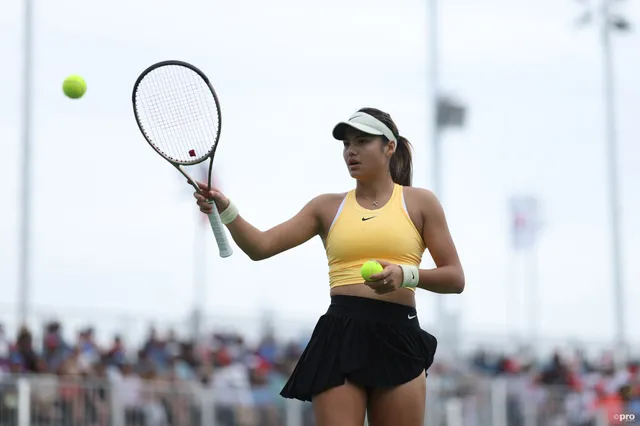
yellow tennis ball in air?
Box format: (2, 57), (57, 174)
(361, 260), (383, 282)
(62, 75), (87, 99)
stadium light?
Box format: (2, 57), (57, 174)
(427, 0), (468, 358)
(574, 0), (631, 352)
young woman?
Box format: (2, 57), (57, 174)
(194, 107), (465, 426)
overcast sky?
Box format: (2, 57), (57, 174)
(0, 0), (638, 350)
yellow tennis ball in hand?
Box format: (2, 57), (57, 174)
(62, 75), (87, 99)
(361, 260), (383, 282)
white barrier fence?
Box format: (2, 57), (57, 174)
(0, 374), (618, 426)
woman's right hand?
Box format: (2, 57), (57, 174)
(193, 181), (230, 214)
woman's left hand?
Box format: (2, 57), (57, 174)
(364, 260), (404, 295)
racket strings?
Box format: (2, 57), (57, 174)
(134, 65), (220, 164)
(144, 89), (202, 129)
(143, 68), (213, 161)
(148, 67), (213, 159)
(147, 71), (205, 160)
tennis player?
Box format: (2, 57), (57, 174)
(194, 107), (464, 426)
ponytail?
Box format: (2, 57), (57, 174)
(390, 136), (413, 186)
(355, 107), (413, 185)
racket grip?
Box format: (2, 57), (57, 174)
(206, 201), (233, 258)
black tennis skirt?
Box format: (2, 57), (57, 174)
(280, 295), (438, 402)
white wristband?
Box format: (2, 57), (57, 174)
(399, 265), (419, 289)
(219, 200), (239, 225)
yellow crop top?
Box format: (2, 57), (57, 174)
(325, 184), (426, 290)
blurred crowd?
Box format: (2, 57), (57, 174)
(0, 321), (305, 426)
(454, 348), (640, 425)
(0, 321), (639, 426)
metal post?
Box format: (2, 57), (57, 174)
(506, 248), (519, 340)
(527, 244), (539, 347)
(18, 0), (34, 326)
(599, 0), (625, 350)
(17, 378), (31, 426)
(193, 213), (206, 340)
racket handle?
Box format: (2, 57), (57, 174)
(206, 201), (233, 258)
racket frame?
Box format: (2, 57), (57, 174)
(132, 60), (233, 258)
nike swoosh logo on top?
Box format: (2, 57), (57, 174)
(408, 314), (417, 320)
(361, 216), (376, 221)
(411, 271), (415, 279)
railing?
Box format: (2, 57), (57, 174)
(0, 374), (632, 426)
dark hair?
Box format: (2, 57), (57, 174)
(358, 107), (413, 187)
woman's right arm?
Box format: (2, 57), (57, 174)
(194, 183), (325, 261)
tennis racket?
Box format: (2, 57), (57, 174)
(132, 60), (233, 258)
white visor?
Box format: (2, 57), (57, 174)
(332, 111), (396, 143)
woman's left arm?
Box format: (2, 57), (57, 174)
(415, 189), (465, 294)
